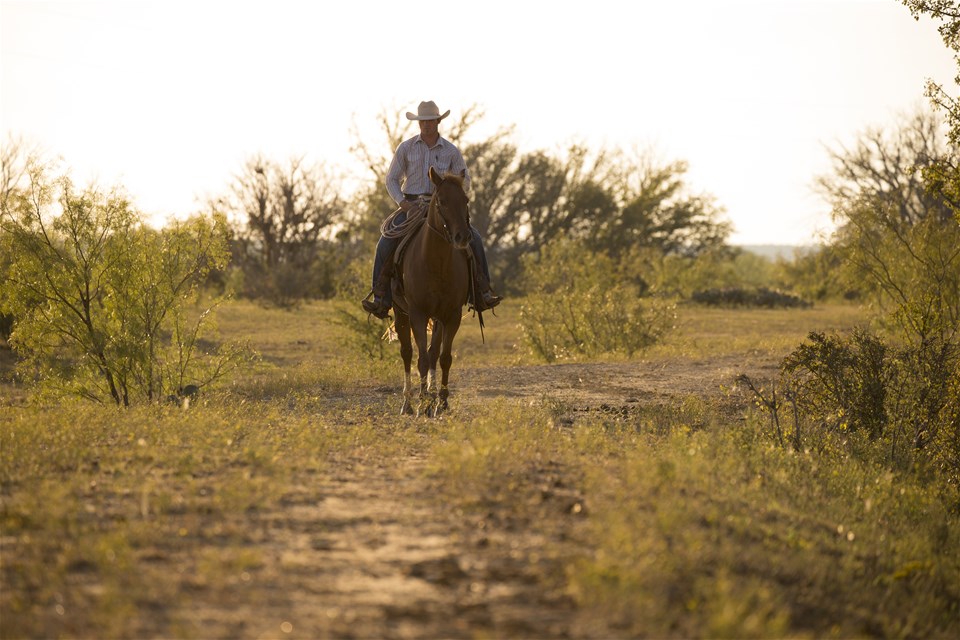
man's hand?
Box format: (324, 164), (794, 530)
(399, 200), (415, 211)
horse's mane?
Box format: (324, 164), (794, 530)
(436, 173), (465, 189)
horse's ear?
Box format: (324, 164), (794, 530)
(429, 166), (443, 187)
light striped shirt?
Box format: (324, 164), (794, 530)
(385, 135), (470, 205)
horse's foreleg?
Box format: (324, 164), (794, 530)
(426, 321), (443, 395)
(433, 317), (462, 417)
(410, 314), (433, 417)
(401, 367), (414, 416)
(396, 312), (414, 416)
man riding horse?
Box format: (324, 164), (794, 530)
(361, 100), (502, 319)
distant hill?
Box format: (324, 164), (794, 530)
(735, 244), (816, 260)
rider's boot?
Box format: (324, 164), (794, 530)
(362, 270), (393, 319)
(472, 270), (502, 312)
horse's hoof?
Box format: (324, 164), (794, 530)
(400, 399), (414, 416)
(417, 397), (435, 418)
(430, 399), (448, 418)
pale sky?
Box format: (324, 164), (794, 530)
(2, 0), (956, 245)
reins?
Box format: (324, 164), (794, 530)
(383, 176), (486, 342)
(381, 188), (460, 247)
(424, 180), (470, 246)
(426, 203), (452, 243)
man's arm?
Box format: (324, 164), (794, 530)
(451, 147), (470, 193)
(385, 143), (406, 205)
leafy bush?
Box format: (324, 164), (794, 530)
(647, 248), (775, 297)
(329, 257), (392, 360)
(0, 167), (252, 405)
(518, 239), (674, 362)
(0, 312), (12, 343)
(781, 109), (960, 482)
(836, 206), (960, 346)
(692, 287), (811, 309)
(743, 328), (960, 482)
(782, 329), (890, 440)
(774, 245), (853, 302)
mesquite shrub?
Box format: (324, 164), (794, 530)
(518, 239), (674, 362)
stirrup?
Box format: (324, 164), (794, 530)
(361, 292), (391, 319)
(471, 292), (502, 314)
(482, 289), (502, 309)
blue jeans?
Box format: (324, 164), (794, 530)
(372, 212), (492, 304)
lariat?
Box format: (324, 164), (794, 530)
(381, 198), (430, 239)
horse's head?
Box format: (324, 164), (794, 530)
(429, 167), (471, 250)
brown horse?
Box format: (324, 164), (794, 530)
(391, 167), (472, 417)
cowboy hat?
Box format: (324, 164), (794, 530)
(406, 100), (450, 121)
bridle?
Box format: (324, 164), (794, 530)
(426, 181), (469, 245)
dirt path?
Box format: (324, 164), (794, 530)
(459, 352), (778, 408)
(167, 451), (580, 639)
(203, 355), (774, 638)
(0, 346), (778, 638)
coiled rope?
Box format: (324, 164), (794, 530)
(380, 197), (431, 239)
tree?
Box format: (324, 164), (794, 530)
(593, 151), (731, 257)
(504, 149), (575, 251)
(0, 158), (246, 405)
(817, 109), (951, 226)
(225, 154), (343, 302)
(0, 134), (40, 341)
(476, 145), (617, 282)
(842, 197), (960, 344)
(808, 101), (960, 476)
(345, 105), (413, 249)
(818, 109), (960, 336)
(489, 145), (731, 282)
(1, 135), (39, 214)
(460, 126), (521, 246)
(901, 1), (960, 220)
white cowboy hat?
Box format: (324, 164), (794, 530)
(406, 100), (450, 121)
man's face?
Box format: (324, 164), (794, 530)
(419, 118), (439, 137)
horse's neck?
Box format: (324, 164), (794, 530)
(422, 203), (450, 251)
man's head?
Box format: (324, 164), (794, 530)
(407, 100), (447, 143)
(406, 100), (449, 122)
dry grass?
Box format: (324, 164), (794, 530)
(650, 302), (870, 360)
(2, 298), (958, 638)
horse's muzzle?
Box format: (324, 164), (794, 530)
(452, 231), (471, 249)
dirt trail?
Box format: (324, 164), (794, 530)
(459, 353), (777, 407)
(204, 355), (773, 638)
(0, 346), (777, 638)
(176, 451), (580, 639)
